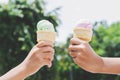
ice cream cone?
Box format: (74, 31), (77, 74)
(73, 20), (93, 42)
(36, 20), (56, 43)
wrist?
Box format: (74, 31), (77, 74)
(21, 60), (43, 77)
(94, 57), (104, 73)
(14, 63), (29, 80)
(89, 57), (104, 73)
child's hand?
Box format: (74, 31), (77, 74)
(23, 41), (55, 75)
(69, 38), (103, 73)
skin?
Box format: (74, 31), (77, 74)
(0, 41), (54, 80)
(69, 38), (120, 74)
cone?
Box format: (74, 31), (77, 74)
(37, 31), (56, 43)
(73, 27), (93, 42)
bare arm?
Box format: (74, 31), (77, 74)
(0, 41), (54, 80)
(102, 57), (120, 74)
(0, 63), (32, 80)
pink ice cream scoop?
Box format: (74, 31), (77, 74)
(76, 22), (93, 29)
(73, 20), (93, 42)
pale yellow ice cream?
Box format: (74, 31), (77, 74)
(36, 20), (56, 43)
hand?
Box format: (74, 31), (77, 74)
(22, 41), (55, 76)
(69, 38), (104, 73)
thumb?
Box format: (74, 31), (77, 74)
(47, 62), (52, 68)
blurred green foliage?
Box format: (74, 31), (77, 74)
(92, 21), (120, 57)
(1, 0), (120, 80)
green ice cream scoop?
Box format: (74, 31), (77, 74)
(37, 20), (55, 31)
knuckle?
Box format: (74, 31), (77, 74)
(48, 47), (54, 53)
(70, 38), (74, 42)
(69, 46), (76, 51)
(68, 46), (72, 51)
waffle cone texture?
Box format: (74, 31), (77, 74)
(37, 31), (56, 43)
(73, 27), (93, 42)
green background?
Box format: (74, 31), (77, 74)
(0, 0), (120, 80)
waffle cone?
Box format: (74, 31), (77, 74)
(37, 31), (56, 43)
(73, 27), (93, 42)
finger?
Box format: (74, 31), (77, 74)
(44, 53), (54, 60)
(35, 47), (54, 53)
(73, 56), (88, 70)
(48, 62), (52, 68)
(44, 52), (54, 61)
(69, 44), (85, 52)
(35, 53), (53, 65)
(36, 51), (54, 61)
(73, 52), (87, 64)
(42, 58), (52, 68)
(73, 55), (84, 65)
(43, 48), (55, 54)
(69, 45), (78, 52)
(36, 41), (54, 48)
(34, 47), (54, 61)
(73, 56), (79, 62)
(70, 38), (84, 45)
(69, 51), (78, 58)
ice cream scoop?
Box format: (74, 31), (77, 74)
(73, 20), (93, 42)
(37, 20), (55, 31)
(36, 20), (56, 43)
